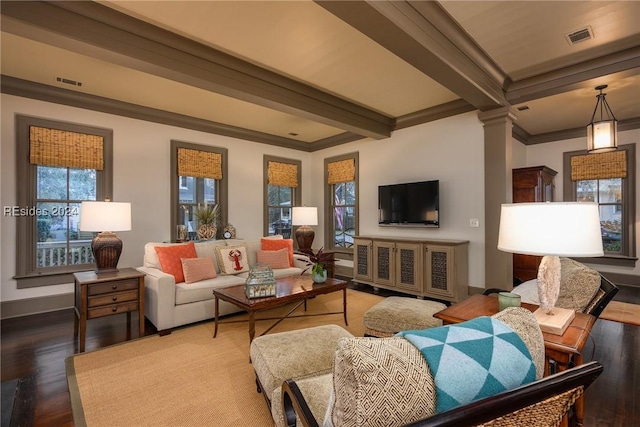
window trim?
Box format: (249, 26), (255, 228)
(324, 152), (359, 255)
(15, 115), (113, 288)
(170, 140), (228, 241)
(263, 155), (301, 238)
(563, 143), (636, 267)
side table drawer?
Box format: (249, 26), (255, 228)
(88, 279), (139, 296)
(88, 301), (139, 319)
(88, 290), (139, 308)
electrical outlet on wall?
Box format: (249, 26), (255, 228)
(470, 218), (480, 228)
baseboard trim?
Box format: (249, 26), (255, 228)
(1, 293), (74, 319)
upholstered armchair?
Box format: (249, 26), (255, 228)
(277, 307), (602, 427)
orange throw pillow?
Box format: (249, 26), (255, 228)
(154, 242), (197, 283)
(261, 238), (294, 267)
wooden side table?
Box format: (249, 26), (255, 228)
(73, 268), (145, 352)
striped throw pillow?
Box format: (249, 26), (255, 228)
(257, 248), (290, 269)
(181, 257), (217, 284)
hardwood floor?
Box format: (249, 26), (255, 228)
(1, 285), (638, 426)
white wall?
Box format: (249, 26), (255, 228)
(1, 94), (311, 302)
(2, 93), (636, 306)
(524, 128), (640, 277)
(314, 112), (487, 289)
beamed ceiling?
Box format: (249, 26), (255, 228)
(1, 1), (639, 152)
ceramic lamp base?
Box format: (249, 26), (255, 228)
(295, 225), (315, 252)
(91, 231), (122, 274)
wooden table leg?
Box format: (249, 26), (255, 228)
(213, 297), (220, 338)
(343, 288), (348, 326)
(554, 359), (570, 427)
(248, 311), (256, 343)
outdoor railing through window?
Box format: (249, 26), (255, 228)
(36, 240), (94, 267)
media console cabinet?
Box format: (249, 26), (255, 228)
(353, 236), (469, 303)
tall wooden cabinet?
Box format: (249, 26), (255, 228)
(353, 236), (468, 303)
(512, 166), (557, 282)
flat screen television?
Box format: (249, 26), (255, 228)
(378, 180), (439, 227)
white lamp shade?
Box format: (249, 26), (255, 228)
(80, 201), (132, 232)
(292, 206), (318, 226)
(498, 202), (603, 257)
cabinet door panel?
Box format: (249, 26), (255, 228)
(373, 241), (395, 287)
(395, 243), (422, 291)
(353, 239), (372, 281)
(424, 246), (455, 299)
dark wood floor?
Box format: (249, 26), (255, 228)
(1, 284), (638, 426)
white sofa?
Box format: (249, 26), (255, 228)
(137, 237), (309, 334)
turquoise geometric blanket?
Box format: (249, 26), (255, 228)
(397, 316), (536, 413)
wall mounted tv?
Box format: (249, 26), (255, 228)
(378, 180), (439, 227)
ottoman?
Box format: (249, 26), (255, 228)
(249, 324), (353, 406)
(364, 296), (447, 337)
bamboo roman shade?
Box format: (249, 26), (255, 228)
(177, 148), (223, 179)
(327, 158), (355, 184)
(267, 161), (298, 187)
(571, 150), (627, 181)
(29, 126), (104, 170)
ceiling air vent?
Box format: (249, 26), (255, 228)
(56, 77), (82, 87)
(565, 26), (593, 45)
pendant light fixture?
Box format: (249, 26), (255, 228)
(586, 85), (618, 153)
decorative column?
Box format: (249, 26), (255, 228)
(478, 107), (517, 289)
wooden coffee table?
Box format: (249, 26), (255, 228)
(433, 294), (596, 427)
(212, 275), (348, 344)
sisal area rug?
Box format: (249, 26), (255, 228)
(66, 288), (384, 427)
(599, 300), (640, 326)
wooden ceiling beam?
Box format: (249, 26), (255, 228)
(1, 0), (393, 139)
(317, 0), (508, 111)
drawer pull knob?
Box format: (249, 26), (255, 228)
(112, 285), (117, 290)
(112, 307), (117, 312)
(112, 297), (118, 301)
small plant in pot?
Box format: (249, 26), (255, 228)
(300, 247), (335, 283)
(195, 202), (221, 240)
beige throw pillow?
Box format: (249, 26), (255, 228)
(329, 337), (436, 427)
(216, 245), (250, 275)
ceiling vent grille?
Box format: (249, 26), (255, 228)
(565, 26), (594, 45)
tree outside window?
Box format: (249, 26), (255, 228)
(267, 185), (292, 238)
(332, 181), (356, 248)
(576, 178), (623, 254)
(36, 166), (97, 267)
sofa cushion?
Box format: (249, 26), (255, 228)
(261, 238), (294, 267)
(154, 242), (197, 283)
(330, 337), (436, 427)
(216, 245), (250, 274)
(175, 274), (245, 305)
(181, 257), (217, 284)
(257, 248), (290, 269)
(193, 240), (228, 274)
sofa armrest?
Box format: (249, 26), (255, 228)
(136, 266), (176, 332)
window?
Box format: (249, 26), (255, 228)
(170, 141), (227, 241)
(563, 144), (636, 265)
(264, 156), (301, 239)
(15, 116), (113, 288)
(324, 153), (358, 252)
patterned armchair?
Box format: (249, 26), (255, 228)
(279, 308), (602, 427)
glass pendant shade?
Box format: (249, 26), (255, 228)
(586, 85), (618, 153)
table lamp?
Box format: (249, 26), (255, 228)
(498, 202), (603, 334)
(80, 201), (132, 274)
(292, 206), (318, 252)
